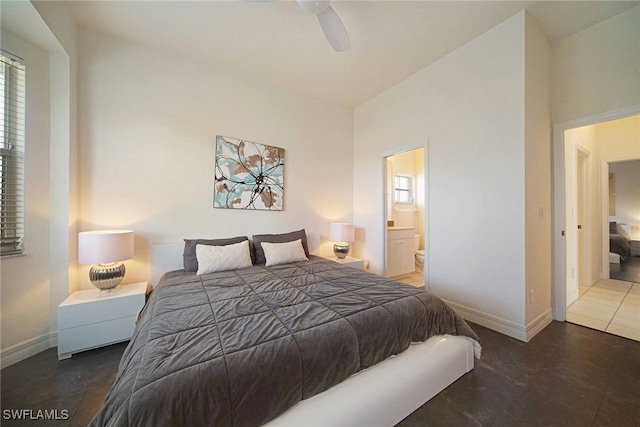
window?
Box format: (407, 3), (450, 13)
(0, 51), (26, 256)
(394, 175), (414, 204)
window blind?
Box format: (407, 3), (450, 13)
(0, 51), (26, 256)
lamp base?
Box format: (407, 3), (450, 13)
(89, 262), (125, 290)
(333, 242), (350, 260)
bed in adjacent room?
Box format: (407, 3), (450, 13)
(610, 222), (631, 262)
(89, 230), (480, 427)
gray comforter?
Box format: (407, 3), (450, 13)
(90, 257), (479, 427)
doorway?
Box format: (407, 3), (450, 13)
(384, 147), (426, 289)
(554, 108), (640, 341)
(607, 159), (640, 282)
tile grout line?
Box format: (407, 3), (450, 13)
(568, 281), (632, 332)
(603, 282), (634, 332)
(590, 392), (607, 427)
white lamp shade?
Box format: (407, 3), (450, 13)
(78, 230), (134, 264)
(330, 223), (354, 243)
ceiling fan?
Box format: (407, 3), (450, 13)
(248, 0), (350, 51)
(296, 0), (350, 52)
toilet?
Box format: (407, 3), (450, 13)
(414, 235), (425, 272)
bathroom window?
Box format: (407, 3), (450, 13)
(394, 175), (414, 204)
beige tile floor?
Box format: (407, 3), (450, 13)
(393, 271), (425, 289)
(567, 279), (640, 342)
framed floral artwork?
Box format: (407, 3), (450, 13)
(214, 136), (285, 210)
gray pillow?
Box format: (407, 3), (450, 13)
(183, 236), (249, 272)
(252, 229), (309, 265)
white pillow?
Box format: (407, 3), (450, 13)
(195, 240), (252, 275)
(262, 239), (309, 267)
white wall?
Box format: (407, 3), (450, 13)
(552, 6), (640, 124)
(31, 0), (79, 336)
(354, 13), (528, 334)
(0, 2), (77, 364)
(77, 28), (354, 288)
(0, 31), (52, 350)
(524, 14), (552, 327)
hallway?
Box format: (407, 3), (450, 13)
(567, 279), (640, 342)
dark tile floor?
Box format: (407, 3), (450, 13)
(610, 256), (640, 283)
(2, 321), (639, 426)
(1, 343), (127, 426)
(398, 322), (640, 427)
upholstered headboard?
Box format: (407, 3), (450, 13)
(149, 233), (321, 286)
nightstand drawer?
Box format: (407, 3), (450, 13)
(324, 256), (365, 270)
(58, 282), (148, 359)
(58, 283), (147, 329)
(58, 315), (137, 356)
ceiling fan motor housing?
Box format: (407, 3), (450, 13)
(297, 0), (330, 15)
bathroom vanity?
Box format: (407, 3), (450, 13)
(387, 227), (416, 277)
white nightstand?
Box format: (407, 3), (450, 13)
(325, 256), (365, 270)
(58, 282), (149, 360)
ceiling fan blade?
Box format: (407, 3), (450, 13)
(317, 5), (350, 52)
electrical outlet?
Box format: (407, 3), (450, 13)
(539, 207), (544, 219)
(529, 289), (535, 304)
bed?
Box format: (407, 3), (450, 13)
(90, 230), (480, 427)
(610, 222), (631, 261)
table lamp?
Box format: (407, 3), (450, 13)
(78, 230), (134, 290)
(330, 223), (354, 259)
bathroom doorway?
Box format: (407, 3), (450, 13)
(384, 147), (426, 288)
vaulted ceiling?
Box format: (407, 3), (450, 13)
(44, 1), (640, 107)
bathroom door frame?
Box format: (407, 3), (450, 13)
(382, 139), (429, 286)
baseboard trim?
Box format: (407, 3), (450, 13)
(445, 301), (554, 342)
(525, 309), (554, 341)
(444, 300), (528, 341)
(1, 332), (57, 369)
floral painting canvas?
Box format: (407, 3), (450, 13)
(214, 136), (285, 210)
